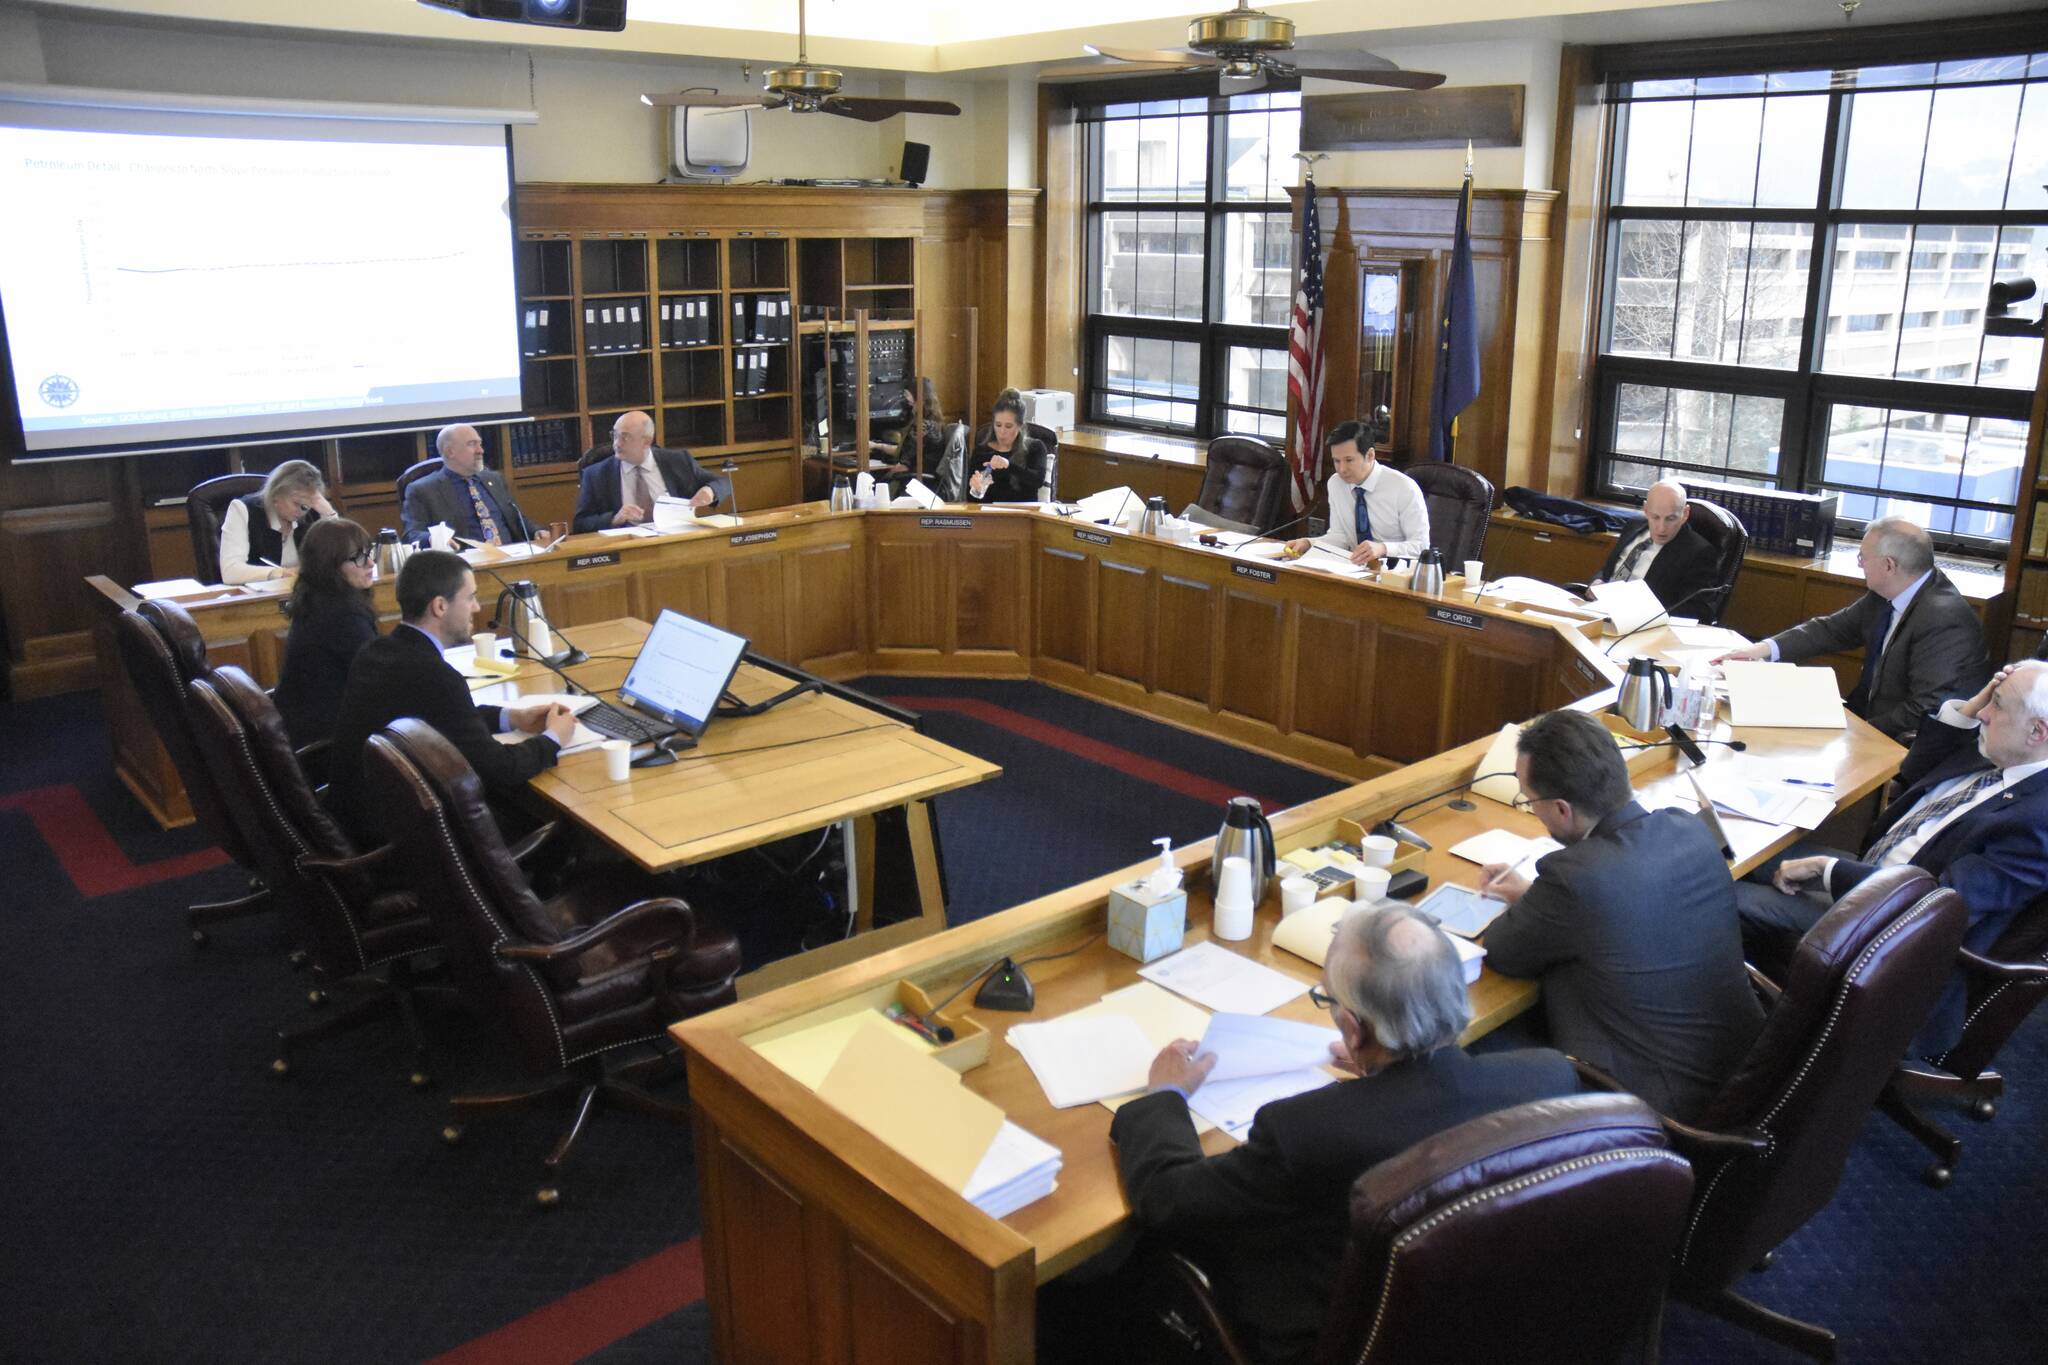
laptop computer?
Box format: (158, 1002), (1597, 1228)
(580, 609), (748, 749)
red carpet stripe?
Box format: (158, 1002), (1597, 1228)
(426, 1238), (705, 1365)
(882, 696), (1281, 812)
(0, 784), (228, 896)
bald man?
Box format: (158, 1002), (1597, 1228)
(571, 410), (728, 534)
(1591, 479), (1724, 614)
(400, 423), (550, 547)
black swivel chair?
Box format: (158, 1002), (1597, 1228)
(1192, 436), (1290, 535)
(394, 459), (442, 505)
(1683, 498), (1748, 626)
(1407, 462), (1495, 569)
(186, 474), (267, 583)
(1027, 422), (1061, 501)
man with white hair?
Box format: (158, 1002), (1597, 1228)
(1739, 660), (2048, 1048)
(1590, 478), (1722, 613)
(1106, 904), (1577, 1365)
(1717, 516), (1986, 741)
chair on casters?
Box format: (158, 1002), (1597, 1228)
(184, 667), (450, 1084)
(363, 718), (742, 1207)
(394, 457), (443, 512)
(1028, 421), (1061, 502)
(1406, 462), (1495, 569)
(1679, 497), (1748, 626)
(1191, 436), (1289, 535)
(1578, 867), (1966, 1363)
(113, 604), (275, 946)
(1150, 1093), (1692, 1365)
(1879, 888), (2048, 1186)
(185, 473), (267, 583)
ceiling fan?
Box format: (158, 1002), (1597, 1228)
(642, 0), (961, 122)
(1042, 2), (1445, 94)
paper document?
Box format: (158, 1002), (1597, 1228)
(750, 1008), (931, 1089)
(1138, 941), (1311, 1015)
(1073, 981), (1212, 1052)
(1479, 576), (1588, 612)
(1448, 829), (1562, 869)
(1470, 724), (1525, 807)
(1006, 1014), (1158, 1108)
(1272, 899), (1349, 967)
(901, 478), (942, 509)
(1695, 772), (1835, 829)
(1670, 625), (1747, 649)
(961, 1121), (1064, 1219)
(597, 524), (662, 538)
(818, 1018), (1006, 1191)
(1720, 662), (1846, 729)
(651, 497), (699, 534)
(1188, 1069), (1337, 1142)
(1196, 1013), (1342, 1083)
(1075, 486), (1139, 526)
(133, 578), (211, 599)
(1589, 578), (1667, 636)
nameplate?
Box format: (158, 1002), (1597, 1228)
(1574, 658), (1599, 685)
(569, 552), (620, 572)
(920, 516), (975, 530)
(1074, 529), (1112, 546)
(730, 530), (779, 547)
(1426, 605), (1485, 631)
(1232, 563), (1277, 584)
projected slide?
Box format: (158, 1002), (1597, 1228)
(0, 123), (521, 453)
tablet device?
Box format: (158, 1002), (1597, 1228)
(1416, 882), (1509, 940)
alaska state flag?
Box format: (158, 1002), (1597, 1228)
(1426, 174), (1480, 461)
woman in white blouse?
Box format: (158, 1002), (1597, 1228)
(218, 459), (337, 585)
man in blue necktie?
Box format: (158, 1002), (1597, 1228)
(400, 424), (557, 548)
(1285, 420), (1431, 567)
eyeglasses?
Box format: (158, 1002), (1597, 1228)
(348, 548), (374, 567)
(1308, 984), (1335, 1011)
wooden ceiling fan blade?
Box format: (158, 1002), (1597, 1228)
(1041, 59), (1199, 80)
(640, 91), (776, 108)
(1283, 57), (1446, 90)
(823, 97), (963, 122)
(1088, 43), (1213, 66)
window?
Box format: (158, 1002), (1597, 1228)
(1082, 91), (1301, 439)
(1594, 47), (2048, 550)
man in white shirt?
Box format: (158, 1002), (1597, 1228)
(1285, 420), (1430, 567)
(1737, 660), (2048, 1047)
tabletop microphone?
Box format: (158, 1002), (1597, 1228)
(463, 554), (592, 677)
(1224, 510), (1316, 550)
(1368, 770), (1522, 852)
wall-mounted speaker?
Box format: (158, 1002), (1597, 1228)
(900, 140), (930, 187)
(416, 0), (628, 32)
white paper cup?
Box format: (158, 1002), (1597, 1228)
(602, 739), (632, 783)
(1464, 559), (1485, 585)
(1213, 855), (1255, 941)
(1280, 875), (1317, 916)
(472, 632), (498, 663)
(1354, 866), (1392, 903)
(1361, 834), (1398, 867)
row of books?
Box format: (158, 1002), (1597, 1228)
(519, 307), (566, 358)
(583, 304), (648, 354)
(2016, 565), (2048, 624)
(1681, 478), (1839, 558)
(660, 299), (717, 347)
(2028, 500), (2048, 559)
(734, 350), (777, 396)
(735, 294), (793, 343)
(505, 419), (577, 469)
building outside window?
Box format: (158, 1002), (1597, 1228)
(1594, 51), (2047, 550)
(1082, 91), (1301, 440)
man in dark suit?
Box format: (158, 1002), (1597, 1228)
(1738, 660), (2048, 1049)
(1590, 479), (1722, 614)
(325, 550), (574, 844)
(1106, 904), (1578, 1365)
(570, 410), (729, 533)
(401, 424), (554, 547)
(1478, 708), (1764, 1122)
(1716, 517), (1987, 742)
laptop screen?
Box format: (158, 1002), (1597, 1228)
(619, 609), (749, 735)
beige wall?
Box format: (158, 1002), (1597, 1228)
(13, 7), (1018, 188)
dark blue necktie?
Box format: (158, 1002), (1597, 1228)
(1354, 485), (1373, 545)
(1848, 597), (1891, 714)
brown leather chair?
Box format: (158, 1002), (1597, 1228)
(1879, 888), (2048, 1185)
(1406, 461), (1495, 569)
(1600, 867), (1967, 1362)
(113, 604), (275, 945)
(1154, 1094), (1692, 1365)
(363, 718), (742, 1205)
(1194, 436), (1289, 534)
(191, 665), (457, 1083)
(577, 444), (611, 470)
(186, 473), (266, 583)
(1680, 496), (1747, 627)
(395, 458), (442, 505)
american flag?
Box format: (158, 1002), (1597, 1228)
(1286, 179), (1326, 512)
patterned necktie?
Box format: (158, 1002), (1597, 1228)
(1615, 531), (1650, 582)
(1354, 484), (1373, 545)
(632, 462), (657, 514)
(1866, 767), (2003, 866)
(465, 476), (502, 545)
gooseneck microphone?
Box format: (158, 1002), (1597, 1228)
(1368, 770), (1521, 852)
(460, 550), (591, 673)
(1600, 581), (1733, 655)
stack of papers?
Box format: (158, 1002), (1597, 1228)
(1589, 578), (1667, 636)
(961, 1122), (1064, 1218)
(1478, 576), (1588, 612)
(1185, 1014), (1341, 1140)
(1006, 1014), (1157, 1108)
(1720, 661), (1846, 729)
(1694, 770), (1836, 829)
(1448, 828), (1563, 871)
(651, 496), (698, 533)
(1137, 942), (1312, 1015)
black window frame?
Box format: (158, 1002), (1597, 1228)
(1078, 82), (1300, 442)
(1589, 14), (2048, 555)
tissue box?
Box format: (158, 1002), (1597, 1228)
(1107, 879), (1187, 963)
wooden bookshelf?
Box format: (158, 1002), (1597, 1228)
(1996, 344), (2048, 660)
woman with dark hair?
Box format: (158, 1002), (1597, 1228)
(272, 517), (378, 747)
(873, 377), (949, 481)
(966, 387), (1047, 502)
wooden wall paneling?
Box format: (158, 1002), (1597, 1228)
(703, 1127), (817, 1364)
(1483, 517), (1608, 585)
(340, 490), (403, 540)
(1501, 207), (1557, 494)
(1441, 639), (1544, 752)
(539, 574), (633, 632)
(1546, 44), (1610, 497)
(1153, 573), (1216, 707)
(720, 551), (791, 660)
(791, 540), (863, 669)
(90, 603), (191, 826)
(1055, 447), (1204, 509)
(845, 1240), (972, 1364)
(635, 562), (715, 623)
(1216, 587), (1286, 729)
(1, 492), (139, 698)
(1035, 545), (1093, 673)
(1292, 606), (1370, 754)
(919, 196), (986, 424)
(144, 507), (198, 584)
(1039, 95), (1084, 399)
(1367, 627), (1450, 762)
(1006, 192), (1045, 393)
(726, 452), (799, 515)
(955, 537), (1028, 660)
(872, 534), (946, 653)
(1092, 556), (1154, 693)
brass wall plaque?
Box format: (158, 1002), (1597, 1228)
(1302, 85), (1524, 152)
